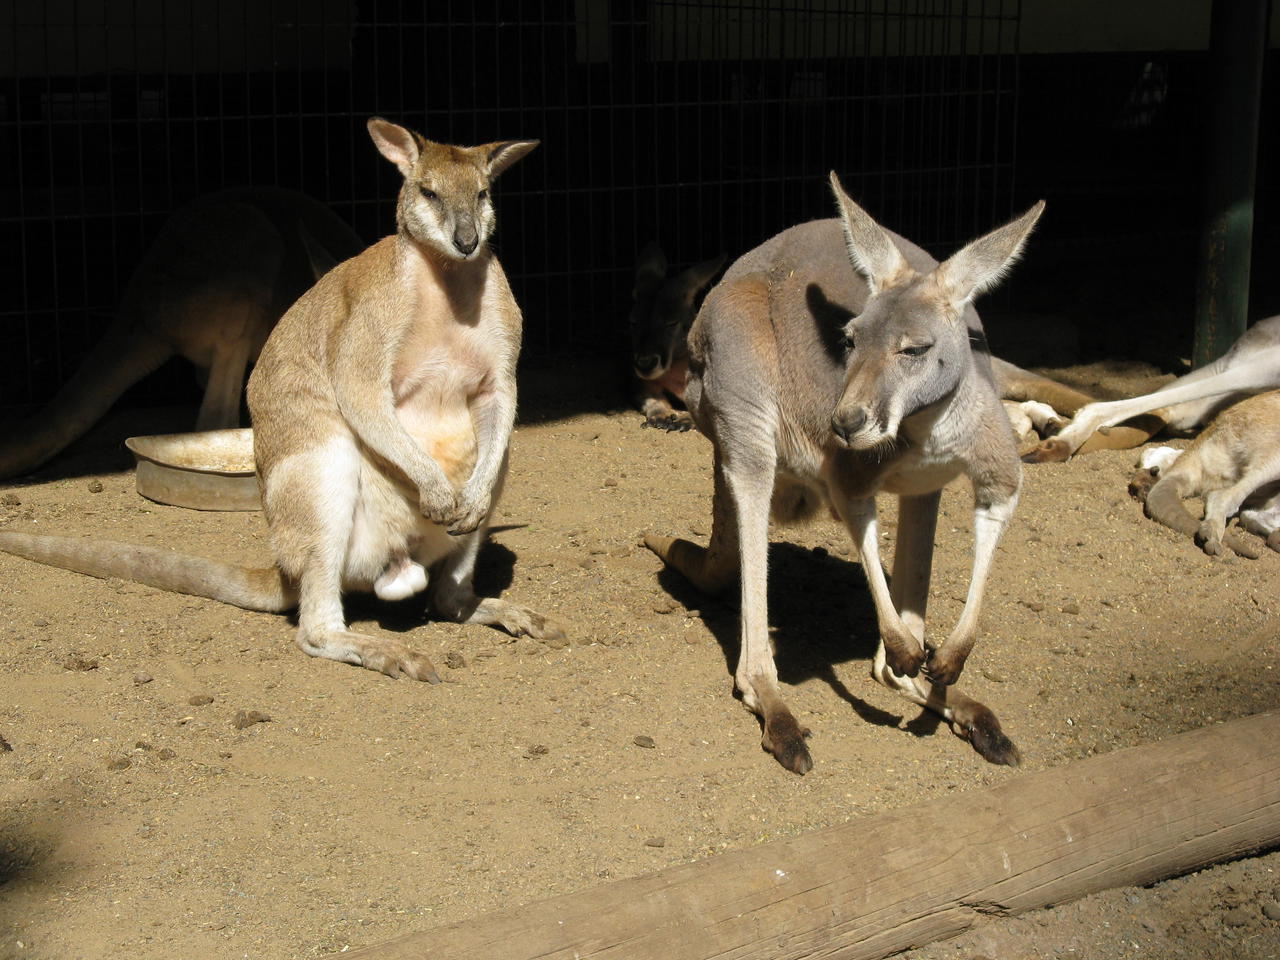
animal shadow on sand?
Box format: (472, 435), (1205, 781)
(656, 541), (945, 744)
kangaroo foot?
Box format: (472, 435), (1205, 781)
(761, 712), (813, 775)
(1267, 530), (1280, 553)
(1022, 437), (1071, 463)
(299, 629), (441, 683)
(951, 701), (1020, 766)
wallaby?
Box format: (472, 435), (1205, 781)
(0, 188), (365, 479)
(628, 243), (725, 430)
(0, 118), (562, 681)
(1025, 314), (1280, 463)
(1127, 390), (1280, 558)
(645, 173), (1043, 774)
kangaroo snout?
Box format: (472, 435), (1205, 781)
(831, 405), (868, 445)
(634, 353), (664, 378)
(453, 226), (479, 257)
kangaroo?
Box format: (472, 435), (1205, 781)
(1024, 314), (1280, 463)
(0, 188), (365, 479)
(628, 243), (725, 430)
(1127, 390), (1280, 558)
(0, 118), (563, 681)
(645, 173), (1043, 774)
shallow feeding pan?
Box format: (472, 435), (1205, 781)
(125, 428), (260, 511)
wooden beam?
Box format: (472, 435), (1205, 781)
(335, 712), (1280, 960)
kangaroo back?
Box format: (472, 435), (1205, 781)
(0, 530), (294, 612)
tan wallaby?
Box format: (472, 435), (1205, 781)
(1127, 390), (1280, 559)
(1025, 314), (1280, 463)
(0, 188), (365, 479)
(628, 243), (726, 430)
(646, 174), (1043, 773)
(0, 118), (562, 681)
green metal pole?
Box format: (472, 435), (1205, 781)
(1193, 0), (1270, 368)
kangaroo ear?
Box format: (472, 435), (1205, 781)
(367, 117), (421, 175)
(676, 253), (727, 301)
(484, 140), (540, 178)
(633, 242), (668, 299)
(829, 172), (910, 295)
(935, 201), (1045, 304)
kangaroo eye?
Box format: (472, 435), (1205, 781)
(477, 189), (489, 201)
(841, 333), (856, 351)
(901, 343), (932, 357)
(419, 186), (438, 200)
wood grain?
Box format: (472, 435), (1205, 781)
(336, 712), (1280, 960)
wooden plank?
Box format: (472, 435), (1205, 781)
(336, 712), (1280, 960)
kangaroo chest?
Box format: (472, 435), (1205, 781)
(390, 269), (499, 486)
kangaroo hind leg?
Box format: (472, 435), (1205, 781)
(271, 438), (441, 682)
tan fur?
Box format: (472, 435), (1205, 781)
(645, 174), (1041, 773)
(1133, 390), (1280, 558)
(0, 119), (562, 681)
(0, 189), (365, 479)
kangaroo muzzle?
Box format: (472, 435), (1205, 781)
(453, 220), (479, 256)
(830, 405), (869, 446)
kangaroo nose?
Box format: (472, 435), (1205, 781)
(635, 354), (661, 376)
(453, 231), (478, 256)
(831, 406), (867, 444)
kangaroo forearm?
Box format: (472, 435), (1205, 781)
(337, 391), (449, 490)
(464, 389), (516, 496)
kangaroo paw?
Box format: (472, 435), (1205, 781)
(761, 714), (813, 775)
(883, 638), (927, 679)
(645, 409), (694, 432)
(359, 640), (442, 684)
(922, 646), (968, 686)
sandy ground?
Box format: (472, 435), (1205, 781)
(0, 360), (1278, 960)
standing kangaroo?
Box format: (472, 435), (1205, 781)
(0, 118), (563, 681)
(628, 243), (725, 430)
(646, 174), (1043, 773)
(0, 188), (365, 479)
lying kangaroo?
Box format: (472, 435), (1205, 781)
(628, 243), (725, 430)
(1025, 314), (1280, 463)
(646, 173), (1043, 773)
(0, 117), (562, 681)
(1128, 390), (1280, 558)
(0, 188), (365, 479)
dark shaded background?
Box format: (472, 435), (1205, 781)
(0, 0), (1275, 415)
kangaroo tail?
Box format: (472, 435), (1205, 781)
(0, 530), (294, 613)
(0, 322), (174, 479)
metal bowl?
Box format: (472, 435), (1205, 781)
(125, 428), (260, 511)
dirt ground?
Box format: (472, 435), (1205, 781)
(1, 359), (1279, 960)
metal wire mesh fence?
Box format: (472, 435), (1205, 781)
(0, 0), (1019, 409)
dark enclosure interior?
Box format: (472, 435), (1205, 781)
(1, 1), (1275, 413)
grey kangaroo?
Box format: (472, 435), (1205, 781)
(646, 173), (1043, 773)
(628, 242), (725, 430)
(0, 118), (562, 681)
(0, 188), (365, 479)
